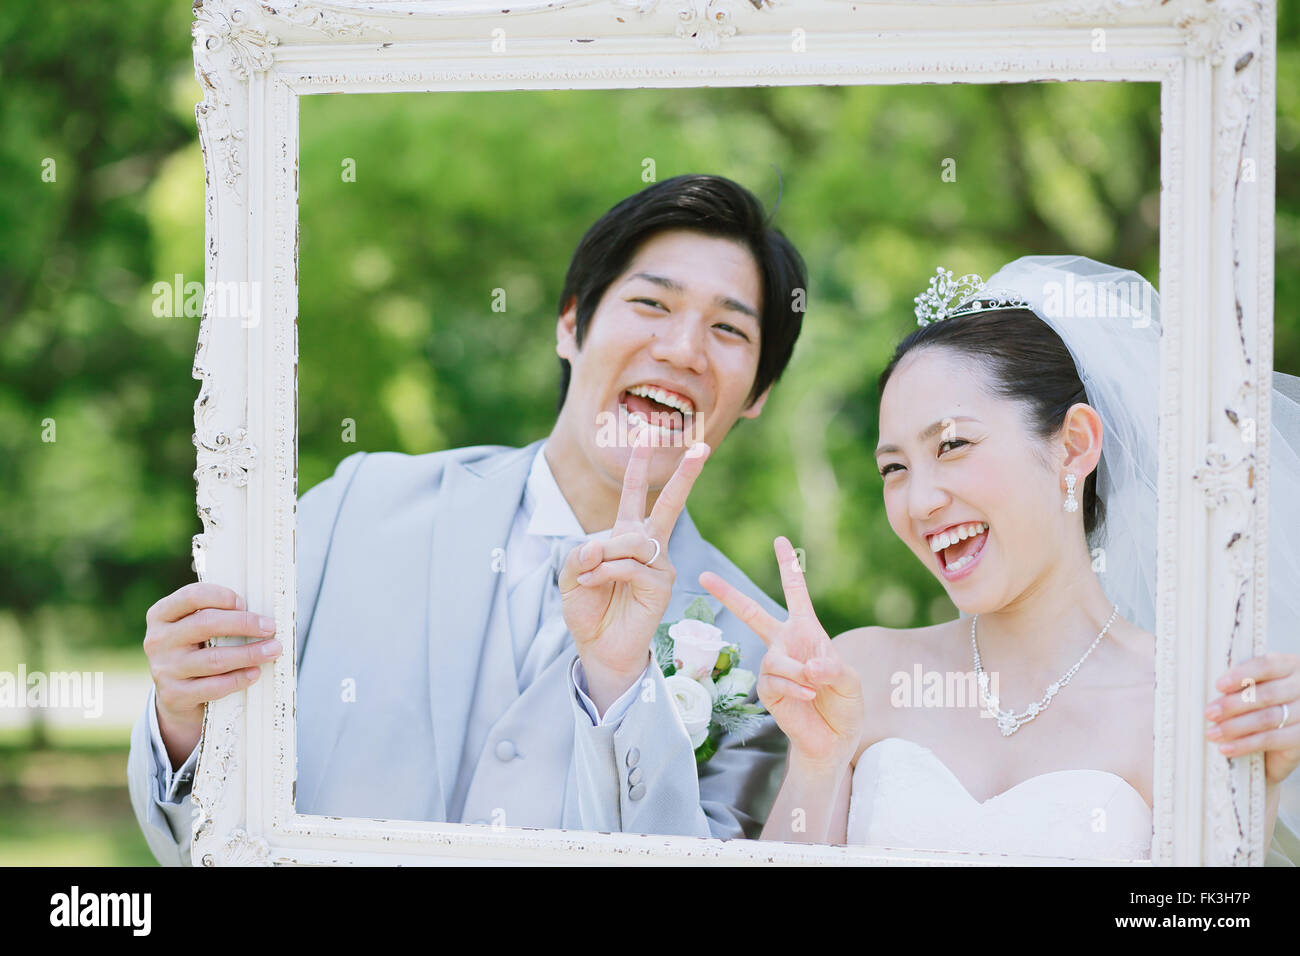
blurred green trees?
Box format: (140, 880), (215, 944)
(292, 80), (1166, 637)
(1, 2), (200, 744)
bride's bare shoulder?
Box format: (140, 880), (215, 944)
(832, 618), (964, 678)
(1103, 615), (1157, 673)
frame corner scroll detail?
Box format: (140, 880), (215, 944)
(193, 1), (280, 198)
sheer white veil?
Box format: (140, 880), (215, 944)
(983, 255), (1300, 860)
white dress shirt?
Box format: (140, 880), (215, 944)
(501, 441), (649, 723)
(148, 441), (650, 799)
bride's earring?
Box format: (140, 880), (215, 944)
(1063, 472), (1079, 513)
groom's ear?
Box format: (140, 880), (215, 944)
(556, 296), (579, 361)
(1060, 402), (1104, 477)
(739, 383), (773, 420)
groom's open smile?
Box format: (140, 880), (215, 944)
(618, 381), (698, 440)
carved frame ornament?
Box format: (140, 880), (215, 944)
(188, 0), (1277, 865)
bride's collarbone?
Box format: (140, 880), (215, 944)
(846, 616), (1151, 763)
(853, 622), (1150, 711)
(851, 636), (1153, 806)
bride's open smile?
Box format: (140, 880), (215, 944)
(926, 520), (990, 580)
(874, 347), (1088, 614)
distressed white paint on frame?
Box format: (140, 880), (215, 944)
(188, 0), (1276, 865)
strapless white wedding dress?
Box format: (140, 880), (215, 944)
(846, 737), (1152, 860)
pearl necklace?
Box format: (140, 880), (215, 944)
(971, 604), (1120, 737)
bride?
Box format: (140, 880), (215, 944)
(701, 255), (1300, 861)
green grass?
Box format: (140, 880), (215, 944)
(0, 738), (160, 866)
(0, 615), (171, 865)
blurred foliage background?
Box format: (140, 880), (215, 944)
(0, 2), (1297, 864)
(296, 80), (1168, 635)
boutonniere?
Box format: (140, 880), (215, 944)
(653, 596), (766, 764)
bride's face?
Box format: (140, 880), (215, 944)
(875, 347), (1068, 615)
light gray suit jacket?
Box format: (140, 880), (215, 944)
(127, 440), (787, 865)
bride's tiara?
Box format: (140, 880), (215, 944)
(913, 267), (1031, 326)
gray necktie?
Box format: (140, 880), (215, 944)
(510, 535), (586, 689)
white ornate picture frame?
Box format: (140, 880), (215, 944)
(187, 0), (1277, 865)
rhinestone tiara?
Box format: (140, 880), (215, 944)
(913, 267), (1031, 326)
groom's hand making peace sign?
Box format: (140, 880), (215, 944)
(560, 425), (711, 715)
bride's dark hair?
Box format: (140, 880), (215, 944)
(877, 306), (1105, 537)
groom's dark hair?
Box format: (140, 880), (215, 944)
(555, 174), (808, 411)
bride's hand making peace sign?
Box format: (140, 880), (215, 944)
(559, 426), (711, 712)
(700, 537), (864, 773)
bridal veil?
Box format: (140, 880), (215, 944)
(984, 255), (1300, 864)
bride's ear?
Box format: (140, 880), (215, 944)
(1059, 402), (1104, 479)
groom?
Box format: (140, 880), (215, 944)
(128, 174), (808, 865)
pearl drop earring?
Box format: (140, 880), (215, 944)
(1064, 472), (1079, 513)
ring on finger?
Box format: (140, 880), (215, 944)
(646, 537), (661, 565)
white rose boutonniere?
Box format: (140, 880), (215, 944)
(669, 618), (726, 681)
(653, 596), (767, 764)
(711, 667), (756, 705)
(664, 674), (714, 749)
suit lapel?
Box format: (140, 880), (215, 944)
(426, 446), (717, 804)
(426, 440), (541, 795)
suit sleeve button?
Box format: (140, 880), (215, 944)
(628, 783), (646, 801)
(625, 747), (640, 768)
(495, 739), (517, 761)
(628, 766), (643, 786)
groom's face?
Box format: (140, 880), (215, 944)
(554, 228), (771, 491)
